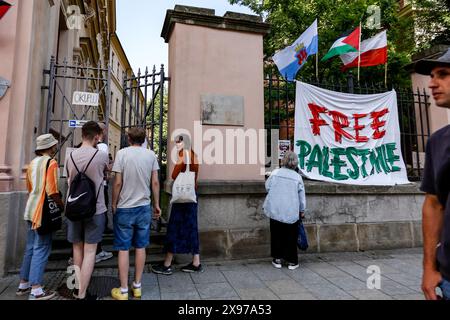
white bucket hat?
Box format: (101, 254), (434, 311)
(35, 134), (58, 151)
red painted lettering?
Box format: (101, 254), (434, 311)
(308, 104), (328, 136)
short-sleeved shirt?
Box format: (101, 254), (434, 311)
(421, 124), (450, 281)
(24, 156), (59, 229)
(112, 146), (159, 209)
(66, 146), (109, 215)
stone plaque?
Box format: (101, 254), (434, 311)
(201, 94), (244, 126)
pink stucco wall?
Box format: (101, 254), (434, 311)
(411, 72), (450, 135)
(167, 23), (265, 182)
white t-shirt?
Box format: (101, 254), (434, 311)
(97, 142), (109, 186)
(112, 146), (159, 209)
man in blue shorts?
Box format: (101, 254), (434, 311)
(110, 127), (161, 300)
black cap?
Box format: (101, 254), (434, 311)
(414, 48), (450, 75)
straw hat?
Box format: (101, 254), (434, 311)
(35, 134), (58, 151)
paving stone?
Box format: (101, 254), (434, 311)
(141, 285), (161, 300)
(264, 279), (310, 296)
(303, 263), (351, 278)
(222, 271), (266, 290)
(195, 282), (238, 299)
(349, 289), (393, 300)
(282, 268), (329, 285)
(190, 267), (227, 284)
(217, 264), (251, 272)
(236, 288), (279, 300)
(160, 291), (201, 300)
(158, 273), (196, 293)
(393, 293), (425, 300)
(278, 292), (317, 300)
(327, 277), (368, 291)
(379, 280), (416, 296)
(141, 272), (158, 285)
(0, 249), (425, 301)
(247, 264), (291, 281)
(302, 283), (353, 300)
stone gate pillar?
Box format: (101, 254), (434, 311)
(161, 5), (271, 259)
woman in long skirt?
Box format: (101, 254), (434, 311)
(152, 134), (202, 274)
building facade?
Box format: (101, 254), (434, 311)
(0, 0), (120, 275)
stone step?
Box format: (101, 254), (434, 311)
(44, 252), (168, 272)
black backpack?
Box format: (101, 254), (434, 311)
(65, 150), (101, 221)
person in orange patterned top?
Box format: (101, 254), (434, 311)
(16, 134), (63, 300)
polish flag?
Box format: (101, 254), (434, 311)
(0, 1), (11, 20)
(340, 30), (388, 71)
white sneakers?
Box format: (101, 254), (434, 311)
(95, 250), (113, 263)
(272, 259), (282, 269)
(288, 263), (300, 270)
(272, 259), (299, 270)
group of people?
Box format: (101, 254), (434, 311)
(12, 48), (450, 301)
(16, 123), (203, 300)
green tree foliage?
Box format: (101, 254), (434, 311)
(229, 0), (429, 86)
(413, 0), (450, 50)
(146, 87), (168, 167)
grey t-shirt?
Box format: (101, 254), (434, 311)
(112, 146), (159, 209)
(66, 146), (109, 215)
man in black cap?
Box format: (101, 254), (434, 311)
(415, 47), (450, 300)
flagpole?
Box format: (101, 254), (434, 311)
(357, 21), (362, 83)
(316, 52), (319, 81)
(316, 18), (319, 82)
(385, 62), (388, 88)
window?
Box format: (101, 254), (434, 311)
(111, 52), (115, 70)
(110, 92), (113, 116)
(116, 98), (119, 121)
(117, 62), (120, 78)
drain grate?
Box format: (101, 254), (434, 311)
(57, 276), (120, 300)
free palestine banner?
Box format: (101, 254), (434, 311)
(294, 82), (410, 186)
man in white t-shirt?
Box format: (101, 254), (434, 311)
(110, 127), (161, 300)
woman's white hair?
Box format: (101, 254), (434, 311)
(281, 151), (299, 170)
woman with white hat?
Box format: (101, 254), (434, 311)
(16, 134), (64, 300)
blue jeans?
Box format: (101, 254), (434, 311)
(114, 205), (151, 250)
(439, 278), (450, 300)
(19, 222), (52, 286)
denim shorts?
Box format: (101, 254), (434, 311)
(439, 278), (450, 300)
(113, 205), (151, 250)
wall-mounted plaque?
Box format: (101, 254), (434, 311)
(201, 94), (244, 126)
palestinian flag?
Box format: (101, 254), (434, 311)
(0, 1), (11, 20)
(321, 26), (361, 62)
(340, 30), (387, 71)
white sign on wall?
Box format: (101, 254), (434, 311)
(278, 140), (291, 160)
(72, 91), (99, 106)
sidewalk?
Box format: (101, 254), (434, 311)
(0, 248), (425, 300)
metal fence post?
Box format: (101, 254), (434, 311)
(347, 71), (354, 94)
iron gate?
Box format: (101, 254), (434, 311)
(120, 65), (169, 181)
(42, 56), (111, 169)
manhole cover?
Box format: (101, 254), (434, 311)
(57, 276), (120, 300)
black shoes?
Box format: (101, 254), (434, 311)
(181, 263), (204, 273)
(151, 264), (173, 275)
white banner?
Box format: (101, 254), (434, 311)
(294, 82), (410, 186)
